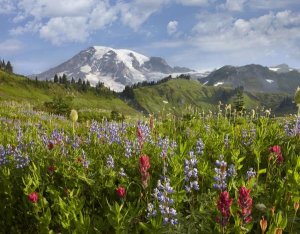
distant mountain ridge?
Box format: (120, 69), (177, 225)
(35, 46), (195, 92)
(200, 64), (300, 94)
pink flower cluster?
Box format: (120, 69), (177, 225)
(28, 192), (39, 203)
(217, 191), (233, 227)
(139, 155), (150, 188)
(116, 186), (126, 198)
(238, 186), (252, 224)
(269, 145), (284, 164)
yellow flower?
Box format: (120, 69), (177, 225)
(70, 109), (78, 123)
(295, 86), (300, 104)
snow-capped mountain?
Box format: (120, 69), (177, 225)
(268, 64), (299, 73)
(200, 64), (300, 93)
(36, 46), (195, 92)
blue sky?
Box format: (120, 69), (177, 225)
(1, 0), (300, 74)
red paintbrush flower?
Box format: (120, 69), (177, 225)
(269, 145), (281, 155)
(48, 141), (54, 150)
(238, 186), (253, 224)
(269, 145), (284, 164)
(116, 186), (126, 198)
(139, 155), (150, 188)
(216, 191), (233, 227)
(28, 192), (39, 203)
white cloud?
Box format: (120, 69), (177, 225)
(16, 0), (95, 19)
(39, 17), (89, 45)
(10, 21), (42, 35)
(0, 39), (23, 54)
(118, 0), (170, 31)
(190, 11), (300, 52)
(88, 1), (118, 30)
(176, 0), (209, 6)
(221, 0), (247, 11)
(248, 0), (300, 10)
(8, 0), (170, 44)
(0, 0), (16, 14)
(167, 21), (178, 35)
(149, 10), (300, 68)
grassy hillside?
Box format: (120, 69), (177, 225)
(0, 70), (139, 118)
(0, 70), (296, 118)
(132, 78), (297, 115)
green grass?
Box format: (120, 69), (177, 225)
(133, 78), (296, 115)
(0, 70), (139, 117)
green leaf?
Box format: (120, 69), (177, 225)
(258, 169), (267, 174)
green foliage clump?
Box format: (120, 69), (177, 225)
(44, 96), (73, 115)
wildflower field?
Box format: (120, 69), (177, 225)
(0, 101), (299, 233)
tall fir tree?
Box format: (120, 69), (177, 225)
(54, 74), (59, 83)
(233, 86), (244, 112)
(62, 74), (68, 84)
(5, 61), (13, 73)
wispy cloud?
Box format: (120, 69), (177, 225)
(0, 39), (23, 54)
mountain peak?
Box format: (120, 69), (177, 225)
(35, 46), (194, 92)
(200, 63), (300, 93)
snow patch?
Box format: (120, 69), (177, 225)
(266, 79), (274, 83)
(269, 67), (279, 72)
(214, 82), (224, 86)
(203, 81), (208, 85)
(80, 65), (91, 73)
(85, 73), (125, 92)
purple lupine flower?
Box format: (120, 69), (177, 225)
(106, 155), (114, 169)
(119, 168), (126, 177)
(13, 149), (30, 169)
(195, 138), (205, 155)
(284, 122), (294, 136)
(246, 168), (256, 181)
(184, 151), (199, 193)
(124, 139), (132, 158)
(137, 121), (152, 144)
(81, 150), (90, 169)
(158, 137), (169, 158)
(0, 145), (8, 166)
(227, 164), (236, 178)
(295, 117), (300, 135)
(151, 177), (178, 226)
(213, 155), (228, 191)
(147, 203), (157, 218)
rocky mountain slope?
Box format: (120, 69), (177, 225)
(36, 46), (195, 92)
(200, 64), (300, 93)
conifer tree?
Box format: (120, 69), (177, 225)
(62, 74), (68, 84)
(54, 74), (59, 83)
(234, 86), (244, 112)
(5, 61), (13, 73)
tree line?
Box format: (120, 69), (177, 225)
(49, 73), (114, 96)
(0, 59), (13, 73)
(121, 74), (191, 99)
